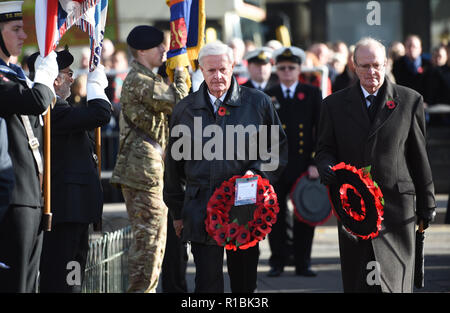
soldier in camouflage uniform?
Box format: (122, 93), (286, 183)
(110, 25), (188, 293)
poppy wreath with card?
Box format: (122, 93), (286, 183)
(205, 174), (279, 251)
(327, 162), (384, 240)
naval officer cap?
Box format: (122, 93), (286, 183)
(0, 1), (23, 23)
(244, 47), (273, 64)
(273, 46), (306, 65)
(127, 25), (164, 50)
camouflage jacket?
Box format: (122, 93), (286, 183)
(110, 60), (188, 191)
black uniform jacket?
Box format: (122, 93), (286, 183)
(315, 78), (436, 292)
(266, 82), (322, 184)
(51, 97), (111, 224)
(0, 61), (53, 207)
(164, 77), (288, 244)
(392, 55), (433, 103)
(240, 74), (278, 92)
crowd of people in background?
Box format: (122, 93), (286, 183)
(9, 34), (450, 157)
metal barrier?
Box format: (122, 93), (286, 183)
(82, 225), (132, 293)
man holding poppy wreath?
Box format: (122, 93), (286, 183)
(315, 37), (436, 293)
(164, 41), (287, 293)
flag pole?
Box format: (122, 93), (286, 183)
(43, 103), (53, 231)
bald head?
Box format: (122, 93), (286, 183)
(353, 37), (387, 94)
(353, 37), (386, 66)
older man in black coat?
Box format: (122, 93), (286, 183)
(316, 37), (436, 293)
(164, 41), (287, 293)
(27, 50), (112, 292)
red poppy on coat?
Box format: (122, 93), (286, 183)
(297, 92), (305, 100)
(218, 106), (227, 116)
(417, 66), (423, 74)
(386, 100), (396, 109)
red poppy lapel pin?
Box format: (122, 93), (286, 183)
(218, 106), (229, 116)
(386, 99), (396, 109)
(297, 92), (305, 101)
(417, 66), (424, 74)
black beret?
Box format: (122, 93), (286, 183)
(27, 49), (74, 73)
(127, 25), (164, 50)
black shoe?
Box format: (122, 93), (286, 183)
(267, 267), (284, 277)
(295, 268), (317, 277)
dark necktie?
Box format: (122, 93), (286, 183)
(213, 98), (222, 115)
(366, 95), (377, 122)
(285, 89), (291, 99)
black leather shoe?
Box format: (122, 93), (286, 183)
(267, 267), (284, 277)
(295, 268), (317, 277)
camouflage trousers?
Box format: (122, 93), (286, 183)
(122, 186), (167, 293)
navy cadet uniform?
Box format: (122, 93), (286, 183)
(23, 50), (112, 293)
(266, 47), (322, 277)
(0, 1), (58, 292)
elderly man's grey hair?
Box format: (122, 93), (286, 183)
(353, 37), (386, 65)
(198, 41), (234, 67)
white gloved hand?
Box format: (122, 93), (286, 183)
(87, 64), (110, 102)
(33, 51), (58, 96)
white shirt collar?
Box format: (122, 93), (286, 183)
(207, 91), (227, 112)
(281, 81), (298, 97)
(251, 80), (268, 90)
(361, 85), (379, 107)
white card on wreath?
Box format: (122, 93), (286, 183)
(234, 177), (258, 206)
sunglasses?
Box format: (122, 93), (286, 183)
(277, 65), (297, 71)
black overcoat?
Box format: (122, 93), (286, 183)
(50, 97), (111, 224)
(164, 77), (288, 244)
(315, 78), (436, 292)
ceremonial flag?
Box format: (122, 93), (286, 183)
(166, 0), (205, 87)
(35, 0), (108, 71)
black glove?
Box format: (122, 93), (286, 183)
(417, 208), (436, 230)
(318, 164), (338, 185)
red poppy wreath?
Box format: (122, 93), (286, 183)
(205, 174), (279, 250)
(327, 162), (384, 240)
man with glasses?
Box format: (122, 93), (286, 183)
(266, 46), (322, 278)
(316, 37), (436, 292)
(28, 49), (112, 292)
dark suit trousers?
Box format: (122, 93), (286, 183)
(0, 205), (43, 293)
(226, 244), (259, 293)
(269, 180), (315, 270)
(39, 222), (89, 293)
(161, 212), (188, 293)
(190, 242), (224, 293)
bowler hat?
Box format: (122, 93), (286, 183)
(290, 172), (331, 226)
(127, 25), (164, 50)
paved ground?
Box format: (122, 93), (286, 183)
(102, 194), (450, 293)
